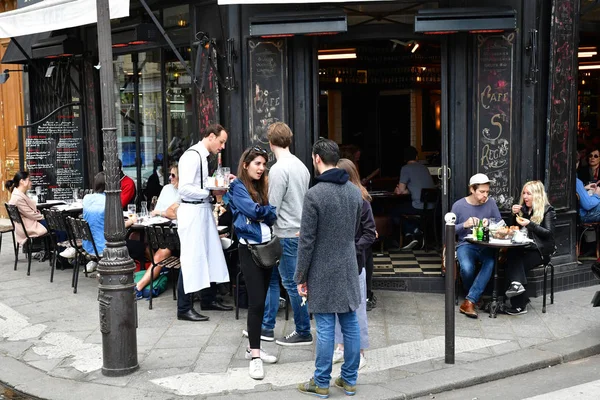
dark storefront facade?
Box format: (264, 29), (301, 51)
(1, 0), (595, 295)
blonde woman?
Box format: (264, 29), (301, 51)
(506, 181), (555, 315)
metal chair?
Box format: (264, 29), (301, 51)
(540, 253), (555, 313)
(145, 225), (181, 310)
(66, 217), (96, 293)
(399, 188), (440, 251)
(0, 220), (15, 256)
(4, 203), (51, 278)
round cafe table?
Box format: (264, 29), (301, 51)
(465, 237), (528, 318)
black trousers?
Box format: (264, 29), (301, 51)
(238, 244), (273, 349)
(176, 275), (219, 314)
(505, 248), (543, 308)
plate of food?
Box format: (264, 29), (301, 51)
(491, 225), (520, 240)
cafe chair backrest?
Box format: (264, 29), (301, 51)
(5, 204), (29, 240)
(420, 188), (440, 211)
(146, 225), (180, 253)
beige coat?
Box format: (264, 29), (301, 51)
(8, 189), (47, 244)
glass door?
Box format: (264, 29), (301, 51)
(114, 50), (164, 204)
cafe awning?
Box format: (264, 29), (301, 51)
(0, 0), (130, 39)
(218, 0), (393, 4)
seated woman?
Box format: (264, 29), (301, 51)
(6, 171), (48, 246)
(83, 172), (140, 272)
(506, 180), (555, 315)
(135, 164), (181, 296)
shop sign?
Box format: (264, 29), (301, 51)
(475, 32), (515, 211)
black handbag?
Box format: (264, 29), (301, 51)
(247, 235), (282, 269)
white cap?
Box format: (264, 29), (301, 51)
(469, 173), (490, 186)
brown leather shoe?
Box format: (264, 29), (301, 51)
(459, 299), (478, 318)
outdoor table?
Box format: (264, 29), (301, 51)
(465, 237), (529, 318)
(48, 202), (83, 216)
(35, 200), (66, 210)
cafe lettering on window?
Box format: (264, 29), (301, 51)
(476, 33), (515, 211)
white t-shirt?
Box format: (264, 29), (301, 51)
(155, 184), (180, 211)
(240, 222), (271, 245)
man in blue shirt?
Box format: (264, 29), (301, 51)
(451, 173), (502, 319)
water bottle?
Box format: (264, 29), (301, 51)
(476, 220), (484, 241)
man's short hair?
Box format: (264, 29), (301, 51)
(203, 124), (226, 138)
(267, 122), (293, 148)
(312, 138), (340, 166)
(403, 146), (418, 162)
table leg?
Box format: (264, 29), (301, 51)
(489, 249), (499, 318)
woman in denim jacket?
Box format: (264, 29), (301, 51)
(228, 146), (278, 380)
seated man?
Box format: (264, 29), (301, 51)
(576, 156), (600, 223)
(451, 173), (502, 318)
(393, 146), (435, 249)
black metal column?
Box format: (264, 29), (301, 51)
(444, 216), (455, 364)
(95, 0), (139, 377)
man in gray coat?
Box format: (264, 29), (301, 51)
(295, 138), (363, 398)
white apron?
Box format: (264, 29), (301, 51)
(177, 202), (229, 293)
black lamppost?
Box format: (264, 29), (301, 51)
(95, 0), (138, 377)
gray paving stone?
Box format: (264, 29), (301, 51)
(142, 347), (202, 369)
(0, 340), (33, 358)
(154, 334), (210, 349)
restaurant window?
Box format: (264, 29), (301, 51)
(114, 50), (164, 203)
(165, 47), (193, 163)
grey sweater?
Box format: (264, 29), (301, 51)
(294, 168), (362, 314)
(268, 153), (310, 238)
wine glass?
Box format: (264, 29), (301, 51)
(127, 204), (136, 220)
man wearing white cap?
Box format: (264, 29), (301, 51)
(451, 173), (502, 318)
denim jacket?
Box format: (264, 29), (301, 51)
(226, 179), (277, 243)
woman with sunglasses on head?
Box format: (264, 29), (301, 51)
(332, 158), (376, 370)
(577, 147), (600, 184)
(228, 146), (278, 380)
(505, 181), (555, 315)
(5, 171), (48, 246)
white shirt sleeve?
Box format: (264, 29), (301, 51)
(178, 150), (210, 201)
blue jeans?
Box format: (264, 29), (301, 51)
(457, 243), (496, 303)
(314, 311), (360, 388)
(581, 204), (600, 223)
(262, 238), (311, 336)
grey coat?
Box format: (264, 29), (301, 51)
(294, 168), (363, 314)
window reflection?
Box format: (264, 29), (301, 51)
(165, 48), (193, 164)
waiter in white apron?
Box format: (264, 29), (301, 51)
(176, 124), (230, 321)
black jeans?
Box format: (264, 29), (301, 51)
(239, 243), (273, 349)
(506, 248), (543, 308)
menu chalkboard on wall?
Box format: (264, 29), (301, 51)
(475, 33), (516, 211)
(248, 39), (287, 156)
(25, 104), (84, 200)
(197, 46), (220, 138)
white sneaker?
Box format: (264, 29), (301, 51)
(359, 353), (367, 370)
(248, 358), (264, 380)
(59, 247), (77, 259)
(245, 348), (278, 364)
(85, 261), (97, 273)
(332, 348), (344, 364)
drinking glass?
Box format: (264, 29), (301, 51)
(127, 204), (136, 219)
(72, 188), (79, 203)
(221, 167), (231, 185)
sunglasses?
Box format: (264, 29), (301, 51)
(252, 146), (268, 155)
(589, 154), (600, 158)
(170, 173), (177, 178)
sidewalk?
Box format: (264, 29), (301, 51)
(0, 234), (599, 400)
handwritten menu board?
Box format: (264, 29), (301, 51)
(25, 104), (84, 200)
(475, 33), (515, 211)
(248, 39), (287, 164)
(546, 0), (576, 210)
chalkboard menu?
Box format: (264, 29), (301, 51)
(475, 33), (515, 211)
(25, 103), (84, 200)
(248, 39), (287, 163)
(545, 0), (576, 210)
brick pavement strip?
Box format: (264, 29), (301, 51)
(0, 234), (600, 399)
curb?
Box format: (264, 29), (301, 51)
(382, 327), (600, 399)
(1, 328), (599, 399)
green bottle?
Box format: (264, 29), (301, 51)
(476, 220), (484, 241)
